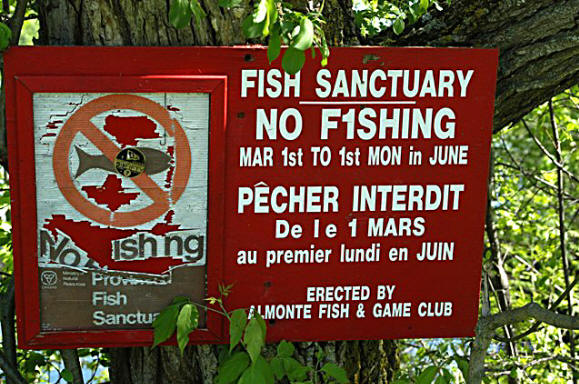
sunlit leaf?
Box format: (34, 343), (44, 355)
(176, 303), (199, 354)
(169, 0), (193, 29)
(291, 17), (314, 51)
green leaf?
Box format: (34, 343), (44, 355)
(61, 369), (73, 383)
(244, 317), (265, 363)
(283, 358), (310, 381)
(282, 47), (306, 75)
(176, 303), (199, 354)
(0, 22), (12, 50)
(152, 304), (180, 347)
(291, 17), (314, 51)
(229, 309), (247, 352)
(277, 340), (295, 358)
(263, 0), (278, 35)
(441, 368), (453, 383)
(238, 364), (267, 384)
(408, 3), (421, 24)
(215, 352), (250, 384)
(393, 17), (405, 35)
(420, 0), (430, 11)
(455, 358), (469, 380)
(217, 346), (230, 364)
(267, 31), (282, 63)
(242, 15), (266, 39)
(190, 0), (207, 26)
(434, 375), (448, 384)
(270, 357), (284, 380)
(255, 356), (275, 384)
(416, 366), (438, 384)
(169, 0), (193, 29)
(321, 363), (349, 383)
(218, 0), (242, 7)
(255, 312), (267, 336)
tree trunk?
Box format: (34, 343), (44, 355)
(36, 1), (397, 383)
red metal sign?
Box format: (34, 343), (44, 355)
(5, 47), (498, 348)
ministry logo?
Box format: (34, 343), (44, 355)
(40, 271), (58, 287)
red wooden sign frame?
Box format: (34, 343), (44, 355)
(7, 73), (227, 348)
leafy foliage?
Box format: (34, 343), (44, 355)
(167, 0), (440, 74)
(151, 290), (350, 383)
(0, 22), (12, 50)
(352, 0), (439, 37)
(168, 0), (206, 29)
(392, 87), (579, 383)
(152, 295), (199, 354)
(235, 0), (329, 74)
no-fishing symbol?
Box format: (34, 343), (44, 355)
(53, 94), (192, 228)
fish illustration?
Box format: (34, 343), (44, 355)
(75, 146), (172, 178)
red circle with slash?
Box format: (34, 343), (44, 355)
(53, 94), (192, 227)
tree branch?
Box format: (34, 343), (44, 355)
(487, 303), (578, 330)
(8, 0), (28, 45)
(61, 349), (85, 384)
(494, 276), (578, 344)
(468, 303), (579, 384)
(0, 349), (27, 384)
(488, 355), (579, 377)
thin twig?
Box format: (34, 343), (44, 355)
(488, 355), (579, 376)
(521, 118), (579, 183)
(496, 161), (576, 200)
(549, 99), (576, 378)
